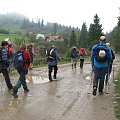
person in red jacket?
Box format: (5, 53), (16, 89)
(12, 43), (31, 98)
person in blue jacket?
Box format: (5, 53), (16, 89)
(91, 36), (112, 96)
(46, 45), (60, 82)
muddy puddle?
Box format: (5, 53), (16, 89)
(26, 75), (50, 84)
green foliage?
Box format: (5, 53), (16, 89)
(115, 70), (120, 119)
(69, 29), (77, 47)
(78, 22), (88, 48)
(111, 16), (120, 53)
(88, 14), (103, 49)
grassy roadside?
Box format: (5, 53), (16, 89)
(115, 70), (120, 119)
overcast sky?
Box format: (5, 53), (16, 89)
(0, 0), (120, 33)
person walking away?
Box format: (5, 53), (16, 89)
(46, 45), (60, 82)
(91, 36), (112, 96)
(105, 42), (115, 85)
(12, 43), (31, 98)
(27, 43), (36, 70)
(0, 41), (13, 90)
(8, 44), (15, 72)
(70, 47), (79, 69)
(79, 47), (87, 68)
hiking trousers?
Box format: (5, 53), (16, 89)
(14, 69), (28, 92)
(2, 69), (13, 89)
(80, 59), (84, 68)
(93, 66), (108, 92)
(48, 65), (58, 80)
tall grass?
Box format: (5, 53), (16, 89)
(115, 70), (120, 119)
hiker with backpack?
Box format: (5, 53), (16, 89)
(46, 45), (60, 82)
(0, 41), (13, 90)
(27, 43), (36, 70)
(105, 42), (115, 85)
(70, 47), (79, 69)
(91, 36), (112, 96)
(12, 43), (31, 98)
(79, 47), (87, 68)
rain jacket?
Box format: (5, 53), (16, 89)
(47, 48), (59, 66)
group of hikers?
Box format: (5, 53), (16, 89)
(70, 35), (115, 96)
(70, 46), (87, 69)
(0, 35), (115, 98)
(0, 40), (36, 98)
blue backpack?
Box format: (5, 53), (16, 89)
(94, 44), (108, 62)
(14, 51), (25, 70)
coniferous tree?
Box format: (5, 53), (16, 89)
(53, 23), (58, 35)
(69, 29), (77, 47)
(41, 19), (44, 30)
(78, 22), (88, 48)
(88, 14), (103, 49)
(111, 16), (120, 53)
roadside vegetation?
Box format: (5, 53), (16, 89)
(115, 70), (120, 119)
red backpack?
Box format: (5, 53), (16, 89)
(79, 47), (85, 56)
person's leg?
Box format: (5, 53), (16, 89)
(2, 69), (13, 90)
(21, 70), (29, 92)
(98, 67), (108, 94)
(48, 66), (53, 81)
(92, 67), (100, 96)
(80, 59), (82, 68)
(12, 69), (27, 98)
(53, 65), (58, 79)
(71, 58), (74, 69)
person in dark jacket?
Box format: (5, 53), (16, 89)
(12, 43), (31, 98)
(46, 45), (60, 82)
(70, 47), (79, 69)
(0, 41), (13, 90)
(105, 42), (115, 85)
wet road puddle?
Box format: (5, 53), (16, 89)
(26, 75), (49, 84)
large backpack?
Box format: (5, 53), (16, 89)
(14, 51), (25, 69)
(94, 44), (108, 62)
(79, 47), (85, 56)
(46, 48), (56, 61)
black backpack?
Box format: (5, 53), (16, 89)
(94, 44), (108, 62)
(14, 51), (25, 69)
(46, 48), (56, 61)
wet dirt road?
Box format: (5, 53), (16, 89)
(0, 58), (119, 120)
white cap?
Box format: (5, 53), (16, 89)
(99, 50), (106, 58)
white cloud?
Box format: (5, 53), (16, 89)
(0, 0), (120, 32)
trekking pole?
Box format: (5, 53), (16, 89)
(105, 65), (110, 94)
(113, 66), (115, 83)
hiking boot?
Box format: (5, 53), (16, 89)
(92, 87), (97, 96)
(53, 75), (57, 80)
(49, 79), (53, 82)
(99, 92), (103, 95)
(24, 88), (29, 93)
(99, 89), (103, 95)
(12, 91), (18, 98)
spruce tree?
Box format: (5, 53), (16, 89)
(78, 22), (88, 48)
(88, 14), (103, 48)
(69, 29), (77, 47)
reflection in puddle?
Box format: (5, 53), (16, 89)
(26, 75), (49, 84)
